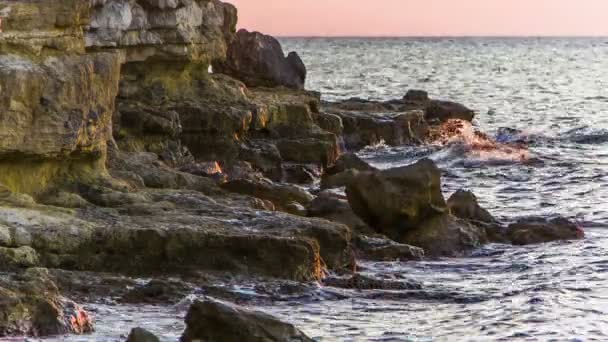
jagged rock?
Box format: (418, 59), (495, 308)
(354, 235), (424, 261)
(214, 29), (306, 89)
(180, 298), (314, 342)
(401, 214), (487, 257)
(282, 163), (321, 184)
(346, 159), (447, 238)
(320, 169), (359, 189)
(403, 89), (430, 104)
(325, 152), (377, 175)
(0, 246), (39, 269)
(284, 202), (308, 217)
(127, 327), (160, 342)
(506, 216), (585, 245)
(0, 268), (93, 337)
(448, 189), (497, 224)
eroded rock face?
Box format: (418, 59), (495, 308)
(181, 298), (314, 342)
(448, 189), (497, 224)
(346, 158), (447, 238)
(215, 29), (307, 89)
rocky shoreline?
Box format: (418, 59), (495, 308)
(0, 1), (583, 340)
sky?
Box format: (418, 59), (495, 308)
(229, 0), (608, 37)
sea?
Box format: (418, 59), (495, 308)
(53, 38), (608, 341)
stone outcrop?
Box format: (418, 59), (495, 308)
(214, 29), (306, 89)
(181, 298), (314, 342)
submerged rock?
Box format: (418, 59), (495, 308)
(506, 216), (584, 245)
(215, 29), (306, 89)
(323, 273), (422, 290)
(180, 298), (314, 342)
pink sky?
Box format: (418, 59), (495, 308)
(229, 0), (608, 37)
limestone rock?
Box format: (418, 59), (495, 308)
(354, 235), (424, 261)
(215, 29), (307, 89)
(180, 298), (314, 342)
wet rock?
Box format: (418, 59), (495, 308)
(403, 89), (430, 104)
(346, 159), (447, 238)
(308, 191), (373, 234)
(448, 189), (497, 224)
(282, 163), (321, 185)
(401, 214), (487, 257)
(127, 327), (160, 342)
(284, 202), (308, 217)
(323, 273), (421, 290)
(325, 152), (377, 176)
(180, 298), (314, 342)
(425, 100), (475, 123)
(0, 268), (93, 337)
(214, 29), (306, 89)
(121, 279), (193, 304)
(320, 169), (359, 189)
(221, 178), (314, 211)
(355, 235), (424, 261)
(506, 216), (585, 245)
(179, 161), (226, 183)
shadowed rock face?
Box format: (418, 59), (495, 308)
(181, 298), (314, 342)
(214, 29), (307, 89)
(506, 216), (585, 245)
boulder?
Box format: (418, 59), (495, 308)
(323, 273), (421, 290)
(425, 100), (475, 123)
(448, 189), (497, 224)
(346, 159), (447, 238)
(214, 29), (306, 89)
(506, 217), (584, 245)
(127, 327), (160, 342)
(325, 152), (377, 176)
(180, 298), (314, 342)
(401, 214), (487, 257)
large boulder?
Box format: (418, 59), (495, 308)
(214, 29), (306, 89)
(180, 298), (314, 342)
(506, 217), (584, 245)
(346, 159), (447, 238)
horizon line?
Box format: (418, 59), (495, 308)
(274, 35), (608, 39)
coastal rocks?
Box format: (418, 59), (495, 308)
(0, 52), (122, 194)
(354, 235), (424, 261)
(346, 158), (447, 238)
(214, 29), (306, 89)
(180, 298), (314, 342)
(323, 273), (421, 290)
(127, 327), (160, 342)
(308, 191), (373, 235)
(401, 214), (487, 257)
(425, 100), (475, 123)
(221, 178), (314, 211)
(448, 189), (497, 224)
(506, 216), (584, 245)
(0, 268), (93, 337)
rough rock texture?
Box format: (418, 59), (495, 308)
(400, 214), (487, 257)
(506, 217), (584, 245)
(181, 298), (314, 342)
(214, 29), (306, 89)
(354, 235), (424, 261)
(0, 268), (93, 337)
(127, 327), (161, 342)
(346, 158), (447, 238)
(448, 189), (497, 224)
